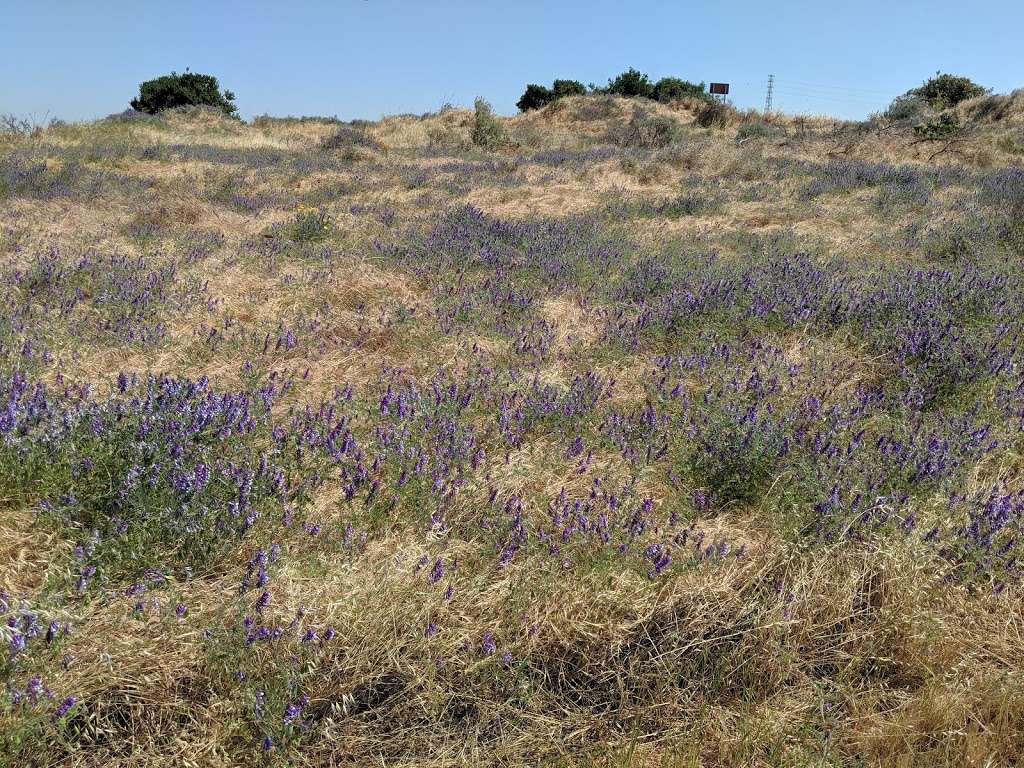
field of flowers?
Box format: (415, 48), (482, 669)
(2, 97), (1024, 766)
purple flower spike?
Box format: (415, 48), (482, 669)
(256, 591), (270, 612)
(53, 696), (77, 720)
(9, 633), (26, 659)
(481, 632), (496, 657)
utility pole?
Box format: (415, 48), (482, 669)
(764, 74), (774, 114)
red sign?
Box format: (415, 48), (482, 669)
(709, 83), (730, 95)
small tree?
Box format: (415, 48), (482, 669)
(471, 98), (507, 148)
(911, 73), (987, 110)
(130, 71), (237, 116)
(516, 84), (553, 112)
(552, 79), (587, 99)
(606, 68), (654, 99)
(652, 77), (706, 103)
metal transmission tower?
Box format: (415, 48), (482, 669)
(764, 74), (774, 114)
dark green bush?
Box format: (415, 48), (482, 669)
(517, 80), (588, 112)
(130, 70), (237, 116)
(552, 79), (587, 99)
(652, 77), (706, 103)
(914, 112), (961, 139)
(911, 73), (987, 110)
(520, 71), (705, 108)
(606, 68), (655, 99)
(516, 84), (553, 112)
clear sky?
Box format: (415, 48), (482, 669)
(3, 0), (1022, 122)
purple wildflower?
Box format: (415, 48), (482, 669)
(481, 633), (496, 656)
(53, 696), (76, 720)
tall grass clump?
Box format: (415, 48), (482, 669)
(471, 98), (508, 149)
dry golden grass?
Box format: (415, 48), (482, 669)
(2, 95), (1024, 768)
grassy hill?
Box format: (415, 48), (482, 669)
(1, 93), (1024, 766)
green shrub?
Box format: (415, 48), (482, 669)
(471, 97), (507, 149)
(552, 79), (587, 99)
(614, 110), (684, 148)
(606, 68), (654, 99)
(678, 410), (784, 508)
(911, 72), (987, 110)
(288, 205), (332, 242)
(522, 71), (704, 106)
(516, 84), (553, 112)
(130, 70), (237, 116)
(883, 93), (932, 124)
(517, 80), (587, 112)
(694, 100), (733, 128)
(652, 77), (706, 103)
(914, 112), (961, 139)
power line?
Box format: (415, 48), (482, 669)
(775, 85), (887, 100)
(784, 79), (894, 97)
(773, 83), (888, 101)
(773, 88), (885, 105)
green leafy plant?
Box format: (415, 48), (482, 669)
(130, 70), (237, 116)
(914, 112), (962, 140)
(516, 80), (588, 112)
(516, 84), (553, 112)
(882, 93), (932, 124)
(606, 68), (655, 99)
(652, 77), (706, 103)
(911, 73), (987, 110)
(552, 79), (587, 99)
(471, 97), (507, 148)
(678, 410), (784, 509)
(288, 205), (332, 242)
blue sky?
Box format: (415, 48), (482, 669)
(3, 0), (1022, 122)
